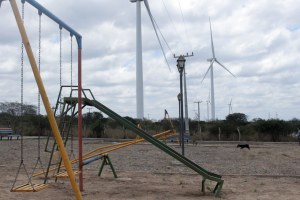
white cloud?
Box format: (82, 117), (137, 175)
(0, 0), (299, 121)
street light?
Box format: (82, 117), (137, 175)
(176, 55), (185, 156)
(177, 55), (186, 73)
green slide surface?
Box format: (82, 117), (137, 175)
(65, 97), (224, 196)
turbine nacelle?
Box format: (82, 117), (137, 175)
(207, 58), (214, 62)
(130, 0), (143, 3)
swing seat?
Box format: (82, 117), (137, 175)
(54, 170), (81, 179)
(11, 183), (48, 192)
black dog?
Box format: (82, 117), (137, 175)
(237, 144), (250, 150)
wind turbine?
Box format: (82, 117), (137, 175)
(201, 18), (235, 121)
(130, 0), (170, 119)
(228, 98), (233, 115)
(206, 90), (210, 121)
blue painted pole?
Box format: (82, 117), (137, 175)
(24, 0), (82, 48)
(82, 155), (104, 166)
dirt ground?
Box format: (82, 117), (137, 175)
(0, 138), (300, 200)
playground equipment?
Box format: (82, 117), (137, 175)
(43, 86), (91, 182)
(4, 0), (83, 199)
(42, 87), (224, 196)
(2, 0), (224, 197)
(75, 96), (224, 196)
(41, 130), (175, 179)
(30, 8), (46, 185)
(10, 2), (48, 192)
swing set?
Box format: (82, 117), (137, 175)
(2, 0), (84, 199)
(10, 4), (46, 192)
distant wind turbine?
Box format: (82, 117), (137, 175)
(228, 98), (233, 115)
(206, 90), (210, 121)
(130, 0), (170, 119)
(201, 18), (235, 121)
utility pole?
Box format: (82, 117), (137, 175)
(194, 101), (202, 133)
(174, 53), (193, 136)
(87, 107), (92, 114)
(174, 53), (193, 156)
(84, 108), (92, 138)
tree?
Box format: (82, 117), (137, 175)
(208, 121), (235, 140)
(0, 101), (36, 116)
(254, 119), (292, 142)
(124, 116), (137, 125)
(83, 111), (103, 125)
(226, 113), (248, 125)
(92, 120), (105, 138)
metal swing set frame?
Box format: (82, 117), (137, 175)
(1, 0), (84, 199)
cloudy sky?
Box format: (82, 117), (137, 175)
(0, 0), (299, 121)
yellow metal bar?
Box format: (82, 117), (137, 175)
(9, 1), (82, 199)
(83, 130), (172, 156)
(33, 130), (176, 177)
(83, 130), (176, 160)
(83, 130), (173, 158)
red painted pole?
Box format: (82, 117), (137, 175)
(78, 48), (83, 191)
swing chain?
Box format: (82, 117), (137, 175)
(59, 26), (62, 113)
(59, 26), (62, 89)
(11, 1), (36, 191)
(70, 34), (73, 86)
(37, 10), (42, 158)
(20, 0), (25, 162)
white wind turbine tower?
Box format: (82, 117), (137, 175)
(130, 0), (144, 119)
(228, 98), (233, 115)
(201, 18), (235, 121)
(206, 90), (210, 121)
(130, 0), (170, 119)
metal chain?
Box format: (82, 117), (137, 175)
(59, 26), (62, 113)
(20, 1), (24, 161)
(70, 35), (75, 159)
(37, 11), (42, 158)
(70, 35), (73, 86)
(59, 27), (62, 88)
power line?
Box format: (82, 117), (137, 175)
(176, 0), (192, 50)
(161, 0), (180, 39)
(144, 0), (172, 70)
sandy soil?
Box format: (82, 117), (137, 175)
(0, 138), (300, 200)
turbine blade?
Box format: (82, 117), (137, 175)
(201, 61), (214, 83)
(144, 0), (171, 71)
(215, 59), (236, 77)
(209, 17), (216, 59)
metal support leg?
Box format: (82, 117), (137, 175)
(201, 178), (206, 194)
(213, 180), (224, 197)
(98, 154), (117, 178)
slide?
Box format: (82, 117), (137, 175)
(65, 97), (224, 196)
